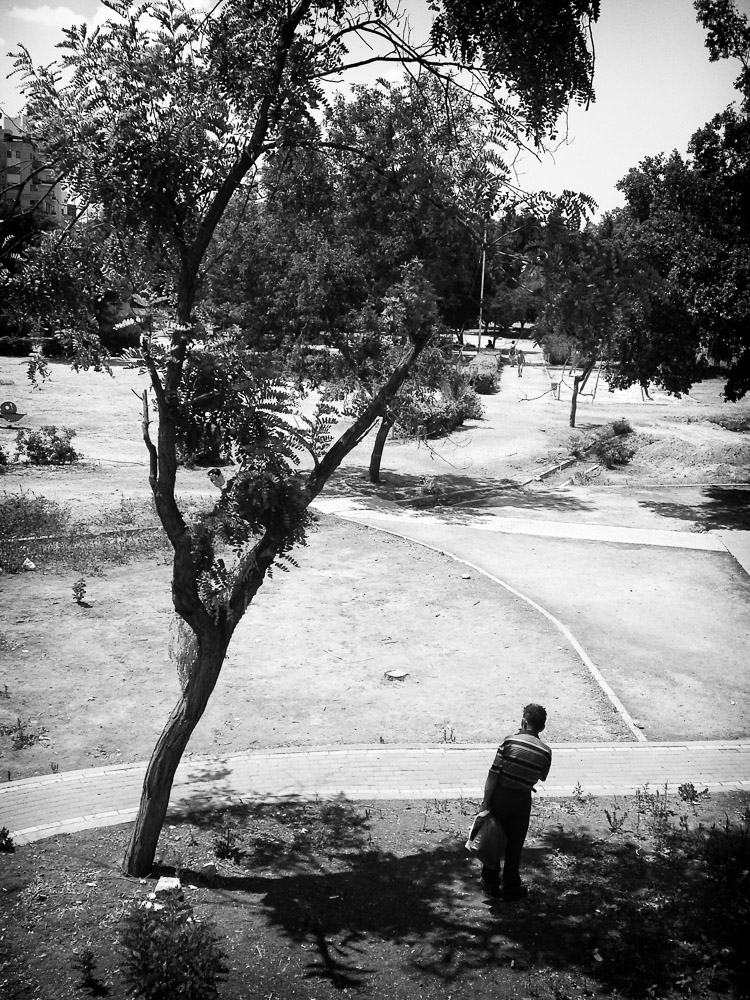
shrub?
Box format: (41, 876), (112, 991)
(568, 431), (593, 458)
(593, 436), (637, 469)
(612, 417), (633, 436)
(15, 425), (82, 465)
(469, 371), (497, 394)
(0, 444), (7, 471)
(120, 893), (228, 1000)
(0, 336), (32, 357)
(0, 490), (71, 538)
(457, 387), (484, 421)
(396, 398), (463, 438)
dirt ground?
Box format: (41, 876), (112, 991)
(1, 356), (749, 779)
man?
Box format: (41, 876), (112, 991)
(481, 703), (552, 901)
(516, 348), (525, 377)
(508, 341), (517, 368)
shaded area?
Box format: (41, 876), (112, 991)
(324, 465), (595, 515)
(638, 486), (750, 530)
(2, 794), (749, 999)
(324, 465), (521, 502)
(171, 796), (749, 998)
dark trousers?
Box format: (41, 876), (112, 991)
(482, 786), (532, 891)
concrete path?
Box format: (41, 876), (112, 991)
(313, 495), (750, 575)
(3, 741), (749, 846)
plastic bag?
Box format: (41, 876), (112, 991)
(465, 810), (506, 867)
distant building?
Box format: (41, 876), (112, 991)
(1, 114), (73, 224)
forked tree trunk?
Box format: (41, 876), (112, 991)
(569, 359), (596, 428)
(124, 625), (232, 876)
(125, 331), (431, 876)
(369, 413), (396, 483)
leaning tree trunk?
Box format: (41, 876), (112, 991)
(369, 412), (397, 483)
(124, 625), (232, 876)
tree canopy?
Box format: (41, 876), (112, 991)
(603, 0), (750, 400)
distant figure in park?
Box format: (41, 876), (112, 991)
(480, 703), (551, 900)
(516, 348), (525, 377)
(486, 340), (494, 349)
(508, 341), (517, 367)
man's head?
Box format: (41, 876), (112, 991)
(522, 703), (547, 733)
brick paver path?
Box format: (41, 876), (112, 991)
(3, 741), (749, 846)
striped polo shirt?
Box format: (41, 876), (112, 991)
(490, 731), (552, 790)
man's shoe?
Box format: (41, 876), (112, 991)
(503, 884), (529, 901)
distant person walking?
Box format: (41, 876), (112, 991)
(516, 348), (525, 377)
(480, 703), (552, 901)
(508, 341), (517, 368)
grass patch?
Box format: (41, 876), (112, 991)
(0, 491), (170, 573)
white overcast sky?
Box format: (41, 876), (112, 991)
(0, 0), (746, 215)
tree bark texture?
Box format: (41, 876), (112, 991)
(568, 359), (596, 427)
(124, 625), (232, 876)
(369, 413), (396, 483)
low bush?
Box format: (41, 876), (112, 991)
(593, 436), (637, 468)
(120, 893), (228, 1000)
(469, 371), (497, 394)
(15, 425), (83, 465)
(612, 417), (633, 436)
(568, 431), (593, 459)
(569, 419), (635, 466)
(0, 336), (32, 357)
(458, 387), (484, 421)
(396, 388), (485, 438)
(0, 490), (71, 538)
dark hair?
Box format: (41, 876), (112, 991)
(523, 703), (547, 732)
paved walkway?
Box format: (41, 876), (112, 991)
(3, 741), (749, 846)
(313, 495), (750, 575)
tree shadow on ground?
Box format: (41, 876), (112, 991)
(172, 798), (749, 997)
(324, 466), (594, 515)
(637, 487), (750, 530)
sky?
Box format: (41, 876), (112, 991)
(0, 0), (746, 216)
